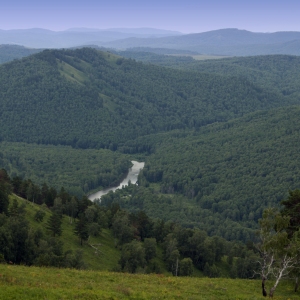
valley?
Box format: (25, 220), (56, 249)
(1, 48), (300, 237)
(88, 160), (145, 201)
(1, 40), (300, 298)
(2, 0), (300, 296)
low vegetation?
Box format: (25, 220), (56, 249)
(0, 264), (298, 299)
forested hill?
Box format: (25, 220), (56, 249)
(167, 55), (300, 102)
(0, 45), (41, 64)
(102, 106), (300, 241)
(119, 52), (300, 101)
(0, 48), (298, 149)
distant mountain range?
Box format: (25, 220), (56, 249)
(0, 28), (181, 48)
(103, 28), (300, 56)
(1, 28), (300, 57)
(66, 27), (182, 35)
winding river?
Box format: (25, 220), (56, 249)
(88, 160), (145, 201)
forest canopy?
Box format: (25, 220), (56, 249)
(1, 48), (300, 240)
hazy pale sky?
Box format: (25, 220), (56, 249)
(1, 0), (300, 33)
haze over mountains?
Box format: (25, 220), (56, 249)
(1, 28), (300, 56)
(104, 28), (300, 56)
(0, 28), (181, 49)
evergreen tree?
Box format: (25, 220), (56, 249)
(0, 169), (11, 215)
(47, 212), (62, 237)
(74, 214), (89, 246)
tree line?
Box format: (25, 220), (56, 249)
(0, 168), (258, 277)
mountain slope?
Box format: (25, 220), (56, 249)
(0, 47), (290, 149)
(0, 45), (41, 63)
(103, 106), (300, 240)
(0, 142), (130, 196)
(118, 53), (300, 103)
(5, 194), (120, 271)
(181, 55), (300, 101)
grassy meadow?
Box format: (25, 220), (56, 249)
(0, 264), (298, 299)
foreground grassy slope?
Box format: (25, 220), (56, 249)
(11, 195), (120, 271)
(0, 264), (298, 299)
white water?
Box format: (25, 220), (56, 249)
(88, 160), (145, 201)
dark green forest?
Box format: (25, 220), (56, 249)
(0, 170), (259, 278)
(103, 106), (300, 240)
(0, 45), (41, 64)
(118, 51), (300, 102)
(0, 142), (130, 197)
(1, 48), (300, 243)
(0, 48), (295, 149)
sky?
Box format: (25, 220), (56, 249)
(1, 0), (300, 33)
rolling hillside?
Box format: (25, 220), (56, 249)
(117, 52), (300, 103)
(102, 106), (300, 240)
(3, 194), (120, 271)
(0, 47), (290, 150)
(0, 45), (41, 64)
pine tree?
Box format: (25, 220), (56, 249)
(0, 169), (11, 215)
(74, 214), (89, 245)
(47, 212), (62, 237)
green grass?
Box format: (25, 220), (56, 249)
(98, 50), (122, 63)
(57, 59), (89, 85)
(0, 264), (298, 299)
(101, 93), (118, 111)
